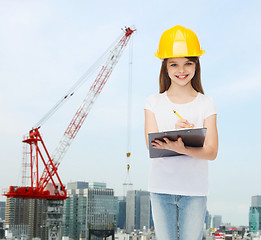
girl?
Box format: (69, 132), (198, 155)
(144, 25), (218, 240)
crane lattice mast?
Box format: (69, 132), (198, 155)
(4, 27), (135, 200)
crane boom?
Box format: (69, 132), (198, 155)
(56, 27), (134, 163)
(38, 27), (134, 192)
(4, 27), (135, 200)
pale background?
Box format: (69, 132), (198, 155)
(1, 0), (261, 226)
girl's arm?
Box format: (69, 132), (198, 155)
(181, 114), (218, 160)
(153, 114), (218, 160)
(144, 109), (159, 149)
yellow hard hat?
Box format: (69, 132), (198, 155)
(155, 25), (205, 59)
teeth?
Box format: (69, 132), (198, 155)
(176, 75), (187, 79)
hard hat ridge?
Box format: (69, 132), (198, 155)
(155, 25), (205, 59)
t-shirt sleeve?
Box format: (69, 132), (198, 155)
(144, 94), (156, 112)
(204, 96), (217, 119)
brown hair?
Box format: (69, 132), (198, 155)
(159, 57), (204, 94)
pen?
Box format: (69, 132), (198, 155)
(173, 110), (194, 128)
(173, 110), (183, 119)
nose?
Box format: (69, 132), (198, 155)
(177, 65), (185, 73)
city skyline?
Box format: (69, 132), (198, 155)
(1, 182), (256, 231)
(1, 0), (261, 227)
(0, 181), (252, 229)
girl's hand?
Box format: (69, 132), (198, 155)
(175, 119), (194, 129)
(152, 137), (186, 154)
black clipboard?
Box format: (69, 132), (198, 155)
(148, 128), (207, 158)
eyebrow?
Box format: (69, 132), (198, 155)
(168, 60), (192, 64)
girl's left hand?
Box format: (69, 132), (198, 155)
(152, 137), (186, 154)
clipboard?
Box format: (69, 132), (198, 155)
(148, 128), (207, 158)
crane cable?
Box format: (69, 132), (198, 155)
(34, 33), (123, 129)
(127, 35), (133, 156)
(125, 34), (134, 186)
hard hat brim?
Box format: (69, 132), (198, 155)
(155, 50), (205, 59)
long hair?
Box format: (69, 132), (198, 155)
(159, 57), (204, 94)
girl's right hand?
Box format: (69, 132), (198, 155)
(175, 119), (194, 129)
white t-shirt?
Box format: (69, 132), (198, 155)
(144, 91), (217, 196)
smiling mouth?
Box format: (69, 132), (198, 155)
(175, 74), (189, 79)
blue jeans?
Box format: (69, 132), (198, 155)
(150, 193), (207, 240)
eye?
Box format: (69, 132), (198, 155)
(185, 62), (193, 65)
(170, 63), (177, 67)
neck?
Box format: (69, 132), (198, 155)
(166, 83), (198, 104)
(167, 82), (197, 97)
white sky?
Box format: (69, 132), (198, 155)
(1, 0), (261, 226)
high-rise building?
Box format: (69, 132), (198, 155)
(252, 196), (261, 207)
(116, 196), (126, 229)
(249, 195), (261, 233)
(140, 194), (153, 231)
(5, 197), (63, 240)
(5, 198), (49, 239)
(126, 190), (153, 233)
(62, 181), (117, 240)
(212, 215), (222, 228)
(249, 207), (260, 232)
(205, 210), (211, 229)
(0, 201), (5, 220)
(0, 219), (4, 239)
(67, 181), (89, 190)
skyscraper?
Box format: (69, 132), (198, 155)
(0, 219), (4, 239)
(249, 195), (261, 233)
(205, 210), (211, 230)
(5, 198), (49, 239)
(249, 207), (260, 232)
(252, 196), (261, 207)
(0, 201), (5, 220)
(62, 181), (117, 239)
(212, 215), (222, 228)
(126, 190), (153, 233)
(140, 194), (153, 231)
(67, 181), (89, 190)
(116, 196), (126, 229)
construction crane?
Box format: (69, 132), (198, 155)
(4, 27), (135, 201)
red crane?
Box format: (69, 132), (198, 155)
(4, 27), (135, 200)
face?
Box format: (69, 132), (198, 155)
(166, 57), (196, 87)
